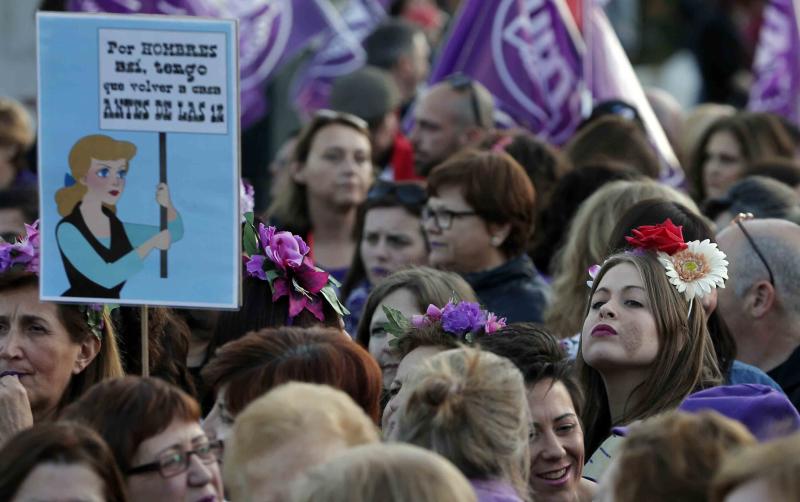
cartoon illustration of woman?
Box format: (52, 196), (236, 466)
(55, 134), (183, 298)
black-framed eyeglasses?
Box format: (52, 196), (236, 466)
(367, 182), (427, 206)
(446, 73), (485, 128)
(313, 109), (369, 132)
(127, 439), (223, 478)
(732, 212), (775, 287)
(421, 206), (477, 230)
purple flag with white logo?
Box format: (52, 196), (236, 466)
(291, 0), (390, 119)
(69, 0), (340, 128)
(428, 0), (585, 145)
(749, 0), (800, 127)
(584, 1), (683, 186)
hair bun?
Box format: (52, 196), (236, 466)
(421, 377), (461, 409)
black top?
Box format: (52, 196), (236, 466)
(57, 202), (133, 298)
(768, 344), (800, 411)
(463, 254), (551, 323)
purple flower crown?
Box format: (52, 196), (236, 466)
(242, 213), (348, 321)
(384, 300), (506, 346)
(0, 221), (40, 275)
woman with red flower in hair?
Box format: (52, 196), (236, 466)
(577, 219), (725, 481)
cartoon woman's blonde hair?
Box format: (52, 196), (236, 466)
(55, 135), (137, 216)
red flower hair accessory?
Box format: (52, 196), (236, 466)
(625, 218), (688, 255)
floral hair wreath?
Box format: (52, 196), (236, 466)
(383, 299), (507, 346)
(242, 212), (348, 322)
(1, 221), (115, 340)
(588, 219), (728, 315)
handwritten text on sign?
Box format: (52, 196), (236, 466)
(99, 29), (228, 134)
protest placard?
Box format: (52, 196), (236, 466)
(38, 12), (240, 308)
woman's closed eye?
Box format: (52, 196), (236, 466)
(386, 234), (413, 249)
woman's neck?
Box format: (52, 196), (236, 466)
(306, 196), (357, 242)
(79, 194), (105, 215)
(601, 369), (649, 425)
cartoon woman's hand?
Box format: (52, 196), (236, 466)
(156, 183), (173, 208)
(153, 229), (172, 250)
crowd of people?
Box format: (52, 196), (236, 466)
(4, 1), (800, 501)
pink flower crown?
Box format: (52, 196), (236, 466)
(242, 213), (348, 322)
(384, 299), (507, 346)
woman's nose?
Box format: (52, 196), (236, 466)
(186, 452), (214, 487)
(0, 329), (24, 360)
(599, 302), (616, 319)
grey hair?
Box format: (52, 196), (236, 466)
(731, 231), (800, 316)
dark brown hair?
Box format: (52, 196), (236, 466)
(0, 422), (128, 501)
(476, 323), (584, 418)
(201, 327), (382, 423)
(0, 271), (125, 416)
(114, 306), (196, 397)
(564, 115), (660, 178)
(427, 149), (535, 258)
(61, 376), (200, 473)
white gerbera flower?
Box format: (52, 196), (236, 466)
(656, 239), (729, 302)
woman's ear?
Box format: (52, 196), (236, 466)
(290, 161), (306, 185)
(72, 335), (101, 375)
(487, 222), (512, 248)
(701, 288), (718, 316)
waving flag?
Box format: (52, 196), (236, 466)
(291, 0), (391, 119)
(749, 0), (800, 127)
(428, 0), (585, 145)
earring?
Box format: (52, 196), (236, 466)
(491, 236), (502, 246)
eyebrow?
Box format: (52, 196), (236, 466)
(595, 285), (645, 294)
(533, 413), (577, 426)
(20, 315), (52, 327)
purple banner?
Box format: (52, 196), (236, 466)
(69, 0), (339, 128)
(428, 0), (584, 145)
(748, 0), (800, 127)
(584, 2), (684, 186)
(291, 0), (390, 119)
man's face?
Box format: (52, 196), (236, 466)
(410, 88), (465, 176)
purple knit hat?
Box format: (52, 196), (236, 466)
(612, 384), (800, 441)
(677, 384), (800, 441)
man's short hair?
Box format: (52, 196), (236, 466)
(363, 20), (421, 70)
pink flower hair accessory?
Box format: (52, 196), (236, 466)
(242, 213), (348, 321)
(385, 299), (507, 346)
(0, 220), (40, 275)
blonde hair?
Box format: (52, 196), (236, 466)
(223, 382), (379, 501)
(576, 253), (722, 454)
(397, 347), (530, 501)
(289, 443), (477, 502)
(711, 432), (800, 502)
(546, 179), (699, 337)
(612, 411), (755, 502)
(55, 135), (137, 217)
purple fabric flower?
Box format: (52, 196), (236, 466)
(245, 255), (268, 280)
(441, 301), (487, 335)
(425, 304), (443, 320)
(411, 314), (429, 328)
(258, 224), (310, 270)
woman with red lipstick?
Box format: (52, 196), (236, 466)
(340, 180), (428, 333)
(576, 220), (726, 479)
(55, 134), (183, 299)
(63, 376), (224, 502)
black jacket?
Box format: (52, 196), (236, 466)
(463, 254), (551, 323)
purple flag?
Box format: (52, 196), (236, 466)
(291, 0), (390, 119)
(69, 0), (340, 128)
(584, 1), (684, 186)
(749, 0), (800, 127)
(428, 0), (584, 145)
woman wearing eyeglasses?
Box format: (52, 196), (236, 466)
(340, 180), (429, 333)
(267, 110), (374, 284)
(62, 376), (224, 502)
(423, 150), (550, 323)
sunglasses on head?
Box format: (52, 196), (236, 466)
(367, 182), (427, 206)
(313, 109), (369, 132)
(445, 73), (486, 128)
